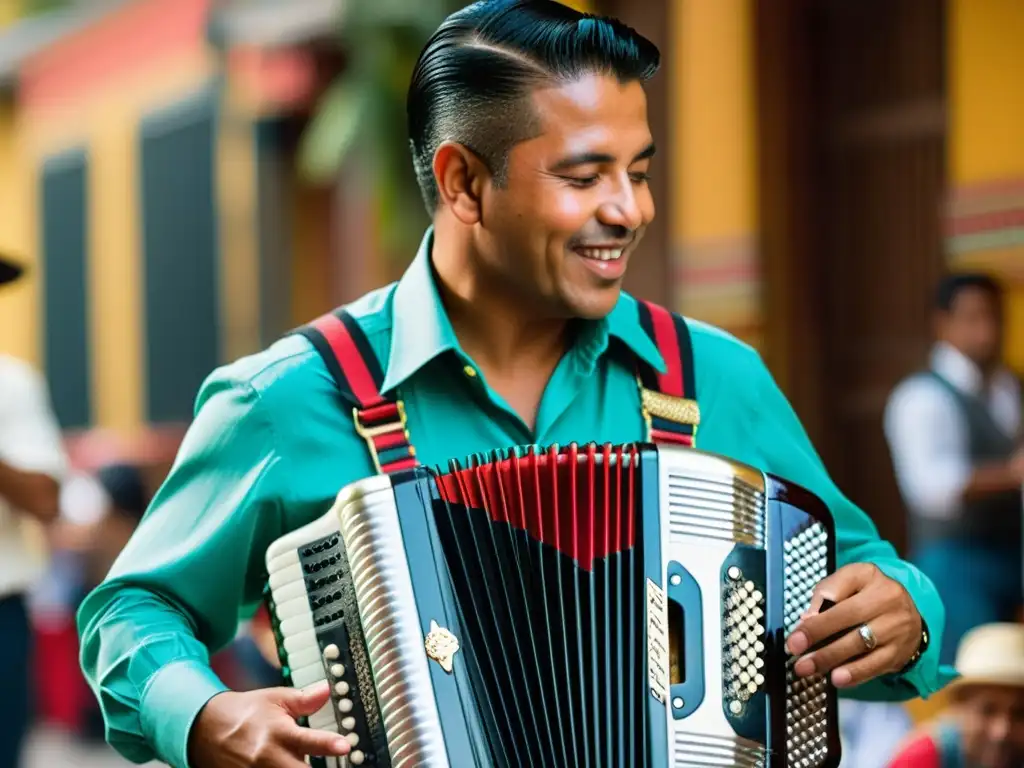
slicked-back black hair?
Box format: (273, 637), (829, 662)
(407, 0), (660, 212)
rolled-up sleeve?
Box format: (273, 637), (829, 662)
(77, 369), (289, 766)
(746, 353), (958, 701)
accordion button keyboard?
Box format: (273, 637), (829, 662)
(288, 645), (327, 671)
(290, 660), (329, 689)
(307, 700), (338, 731)
(279, 611), (316, 638)
(284, 629), (318, 654)
(273, 577), (313, 605)
(267, 516), (380, 768)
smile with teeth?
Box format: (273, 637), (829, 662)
(575, 247), (624, 262)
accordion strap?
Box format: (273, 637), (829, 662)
(636, 300), (700, 447)
(296, 300), (696, 472)
(296, 308), (418, 475)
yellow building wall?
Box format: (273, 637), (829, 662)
(948, 0), (1024, 371)
(217, 85), (262, 364)
(669, 0), (760, 349)
(16, 47), (232, 434)
(0, 1), (24, 28)
(0, 99), (40, 366)
(950, 0), (1024, 184)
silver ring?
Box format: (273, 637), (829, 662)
(858, 624), (878, 651)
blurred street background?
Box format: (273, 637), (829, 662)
(0, 0), (1022, 766)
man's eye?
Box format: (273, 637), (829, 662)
(563, 175), (599, 187)
(630, 172), (652, 183)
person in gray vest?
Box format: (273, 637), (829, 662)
(884, 272), (1024, 666)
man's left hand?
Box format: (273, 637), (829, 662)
(785, 562), (923, 689)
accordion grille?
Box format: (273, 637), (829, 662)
(783, 521), (831, 768)
(432, 444), (648, 768)
(665, 472), (765, 547)
(671, 732), (767, 768)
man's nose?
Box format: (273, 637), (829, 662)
(597, 183), (644, 232)
(988, 714), (1012, 743)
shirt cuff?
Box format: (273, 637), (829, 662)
(846, 559), (959, 702)
(140, 659), (229, 768)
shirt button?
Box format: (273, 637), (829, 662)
(463, 365), (477, 378)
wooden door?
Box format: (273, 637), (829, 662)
(759, 0), (948, 552)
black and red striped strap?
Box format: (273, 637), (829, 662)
(297, 301), (694, 468)
(636, 300), (699, 447)
(295, 309), (418, 475)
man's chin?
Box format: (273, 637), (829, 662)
(566, 286), (623, 321)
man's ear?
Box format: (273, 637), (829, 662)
(433, 142), (489, 225)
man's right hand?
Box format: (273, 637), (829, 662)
(964, 450), (1024, 500)
(188, 681), (351, 767)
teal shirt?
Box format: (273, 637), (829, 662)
(78, 232), (957, 767)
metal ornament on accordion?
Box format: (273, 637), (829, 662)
(264, 441), (842, 767)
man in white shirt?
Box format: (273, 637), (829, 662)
(0, 253), (68, 767)
(884, 273), (1024, 667)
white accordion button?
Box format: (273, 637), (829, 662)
(346, 732), (360, 747)
(350, 750), (365, 765)
(338, 698), (353, 713)
(323, 644), (340, 660)
(341, 716), (356, 730)
(330, 663), (345, 677)
(334, 681), (350, 696)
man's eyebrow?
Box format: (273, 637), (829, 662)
(549, 142), (657, 172)
(633, 142), (657, 162)
(550, 151), (615, 171)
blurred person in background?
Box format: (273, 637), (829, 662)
(35, 462), (152, 744)
(839, 696), (915, 768)
(0, 252), (68, 767)
(84, 464), (150, 589)
(886, 623), (1024, 768)
(884, 273), (1023, 666)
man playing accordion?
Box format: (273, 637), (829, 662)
(79, 1), (956, 766)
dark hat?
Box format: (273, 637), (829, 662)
(0, 253), (25, 285)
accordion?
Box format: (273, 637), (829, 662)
(265, 443), (841, 768)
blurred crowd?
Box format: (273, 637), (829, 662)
(0, 254), (283, 764)
(840, 273), (1024, 768)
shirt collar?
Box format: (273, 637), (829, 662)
(930, 341), (1015, 398)
(381, 227), (667, 393)
(381, 229), (461, 394)
(604, 294), (666, 376)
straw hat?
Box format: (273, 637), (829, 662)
(949, 623), (1024, 691)
(0, 252), (25, 285)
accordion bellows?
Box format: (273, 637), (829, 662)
(265, 443), (842, 768)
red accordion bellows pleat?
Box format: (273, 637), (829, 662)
(436, 443), (638, 571)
